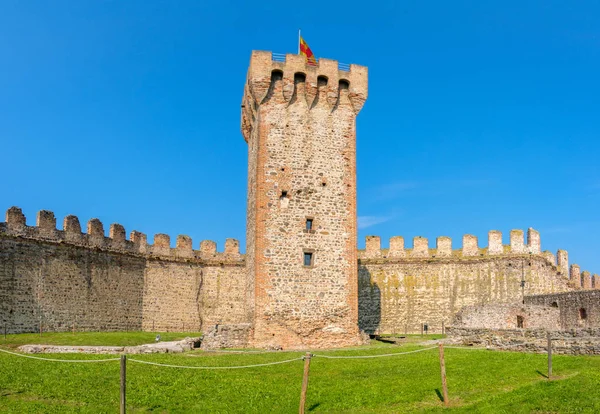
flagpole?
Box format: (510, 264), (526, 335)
(298, 28), (301, 54)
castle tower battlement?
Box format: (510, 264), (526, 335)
(242, 51), (368, 349)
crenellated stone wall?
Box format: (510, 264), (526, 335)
(358, 230), (578, 335)
(0, 207), (248, 334)
(0, 207), (589, 342)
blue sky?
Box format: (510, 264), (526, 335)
(1, 1), (599, 272)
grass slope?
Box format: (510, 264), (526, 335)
(1, 333), (599, 413)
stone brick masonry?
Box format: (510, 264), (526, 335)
(357, 231), (580, 335)
(0, 51), (594, 349)
(241, 51), (367, 349)
(0, 208), (246, 334)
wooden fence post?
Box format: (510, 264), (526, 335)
(547, 332), (552, 380)
(299, 352), (312, 414)
(120, 354), (127, 414)
(439, 343), (449, 407)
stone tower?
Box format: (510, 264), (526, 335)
(241, 51), (368, 349)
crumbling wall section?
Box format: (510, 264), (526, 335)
(525, 290), (600, 329)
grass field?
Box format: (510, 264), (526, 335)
(1, 333), (600, 413)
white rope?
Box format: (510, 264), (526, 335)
(0, 347), (121, 363)
(445, 342), (539, 350)
(127, 356), (304, 370)
(313, 346), (438, 359)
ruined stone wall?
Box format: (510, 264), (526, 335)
(452, 303), (560, 330)
(447, 327), (600, 355)
(358, 229), (574, 335)
(0, 208), (248, 334)
(242, 51), (367, 349)
(525, 290), (600, 329)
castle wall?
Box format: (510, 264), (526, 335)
(358, 231), (573, 334)
(525, 290), (600, 329)
(452, 303), (560, 330)
(0, 208), (248, 334)
(0, 236), (145, 333)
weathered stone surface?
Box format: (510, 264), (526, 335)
(18, 337), (201, 354)
(0, 218), (246, 334)
(525, 290), (600, 329)
(446, 327), (600, 355)
(452, 303), (560, 330)
(358, 253), (572, 335)
(242, 52), (368, 349)
(201, 324), (252, 350)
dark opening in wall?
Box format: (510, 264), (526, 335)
(339, 79), (349, 90)
(579, 308), (588, 320)
(317, 76), (328, 87)
(551, 302), (558, 308)
(294, 73), (306, 83)
(280, 191), (288, 199)
(271, 70), (283, 81)
(517, 315), (524, 328)
(305, 218), (313, 231)
(303, 251), (314, 267)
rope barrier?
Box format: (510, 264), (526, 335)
(0, 347), (120, 363)
(127, 356), (304, 370)
(312, 346), (438, 359)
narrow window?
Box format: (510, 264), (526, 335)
(280, 190), (288, 199)
(305, 218), (313, 231)
(303, 252), (314, 267)
(517, 315), (524, 328)
(579, 308), (587, 320)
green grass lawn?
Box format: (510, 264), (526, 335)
(1, 333), (600, 413)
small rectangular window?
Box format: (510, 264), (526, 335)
(305, 219), (313, 231)
(303, 252), (314, 267)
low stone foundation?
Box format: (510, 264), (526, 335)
(447, 326), (600, 355)
(18, 337), (202, 354)
(201, 323), (252, 350)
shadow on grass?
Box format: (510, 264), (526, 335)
(434, 388), (444, 402)
(536, 370), (549, 379)
(308, 403), (321, 411)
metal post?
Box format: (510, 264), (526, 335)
(120, 355), (127, 414)
(299, 352), (312, 413)
(3, 324), (6, 340)
(439, 343), (449, 407)
(442, 321), (445, 335)
(547, 332), (552, 380)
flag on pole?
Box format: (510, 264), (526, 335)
(299, 36), (317, 66)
